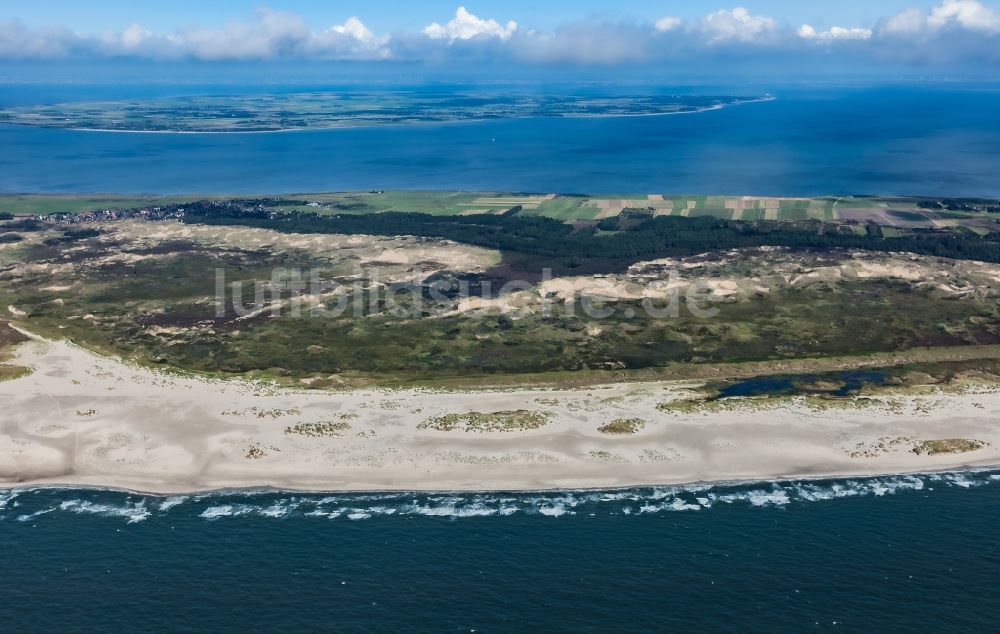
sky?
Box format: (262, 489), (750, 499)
(3, 1), (924, 34)
(2, 1), (1000, 76)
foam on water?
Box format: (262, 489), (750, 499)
(16, 508), (55, 522)
(158, 496), (188, 512)
(57, 499), (151, 524)
(3, 469), (998, 524)
(0, 490), (17, 512)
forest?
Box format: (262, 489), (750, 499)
(182, 203), (1000, 274)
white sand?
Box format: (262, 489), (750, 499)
(1, 331), (999, 494)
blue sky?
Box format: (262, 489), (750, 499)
(4, 1), (927, 34)
(3, 1), (1000, 72)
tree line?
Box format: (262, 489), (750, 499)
(181, 203), (1000, 271)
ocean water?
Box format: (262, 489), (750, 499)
(4, 81), (1000, 631)
(1, 82), (1000, 196)
(2, 471), (1000, 632)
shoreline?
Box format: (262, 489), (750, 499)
(3, 328), (999, 497)
(1, 96), (776, 136)
(4, 462), (998, 498)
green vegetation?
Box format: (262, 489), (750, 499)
(598, 418), (647, 435)
(0, 365), (30, 382)
(284, 421), (353, 437)
(418, 410), (550, 433)
(222, 407), (301, 419)
(2, 195), (1000, 388)
(911, 438), (990, 455)
(657, 398), (713, 413)
(0, 92), (759, 133)
(800, 396), (897, 411)
(658, 394), (900, 415)
(3, 219), (1000, 383)
(29, 279), (998, 378)
(8, 191), (999, 227)
(0, 320), (29, 381)
(182, 205), (1000, 274)
(657, 358), (1000, 415)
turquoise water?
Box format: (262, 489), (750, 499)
(2, 83), (1000, 196)
(2, 471), (1000, 632)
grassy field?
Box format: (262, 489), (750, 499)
(2, 191), (974, 225)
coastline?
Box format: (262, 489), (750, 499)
(5, 463), (999, 498)
(3, 96), (776, 136)
(3, 327), (999, 497)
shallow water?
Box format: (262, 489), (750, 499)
(716, 370), (893, 399)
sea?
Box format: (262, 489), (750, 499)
(3, 472), (1000, 631)
(1, 81), (1000, 196)
(3, 81), (1000, 631)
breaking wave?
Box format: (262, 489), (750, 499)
(2, 470), (998, 524)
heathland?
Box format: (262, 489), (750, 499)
(1, 191), (999, 491)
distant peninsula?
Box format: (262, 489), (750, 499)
(0, 91), (771, 133)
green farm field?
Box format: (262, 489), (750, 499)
(0, 191), (967, 226)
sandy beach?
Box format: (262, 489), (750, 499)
(1, 329), (999, 494)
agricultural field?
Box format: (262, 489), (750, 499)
(5, 191), (997, 233)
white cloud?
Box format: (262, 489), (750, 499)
(880, 8), (928, 35)
(311, 17), (390, 58)
(119, 24), (154, 49)
(699, 7), (778, 43)
(654, 16), (683, 32)
(798, 24), (872, 41)
(880, 0), (1000, 35)
(0, 19), (79, 58)
(179, 9), (312, 60)
(929, 0), (1000, 31)
(6, 4), (1000, 68)
(94, 23), (182, 59)
(872, 0), (1000, 62)
(511, 20), (665, 65)
(330, 17), (378, 44)
(98, 10), (388, 61)
(0, 11), (392, 62)
(423, 6), (517, 42)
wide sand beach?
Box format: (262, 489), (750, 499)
(2, 328), (999, 494)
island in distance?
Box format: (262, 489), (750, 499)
(1, 190), (999, 492)
(0, 91), (769, 133)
